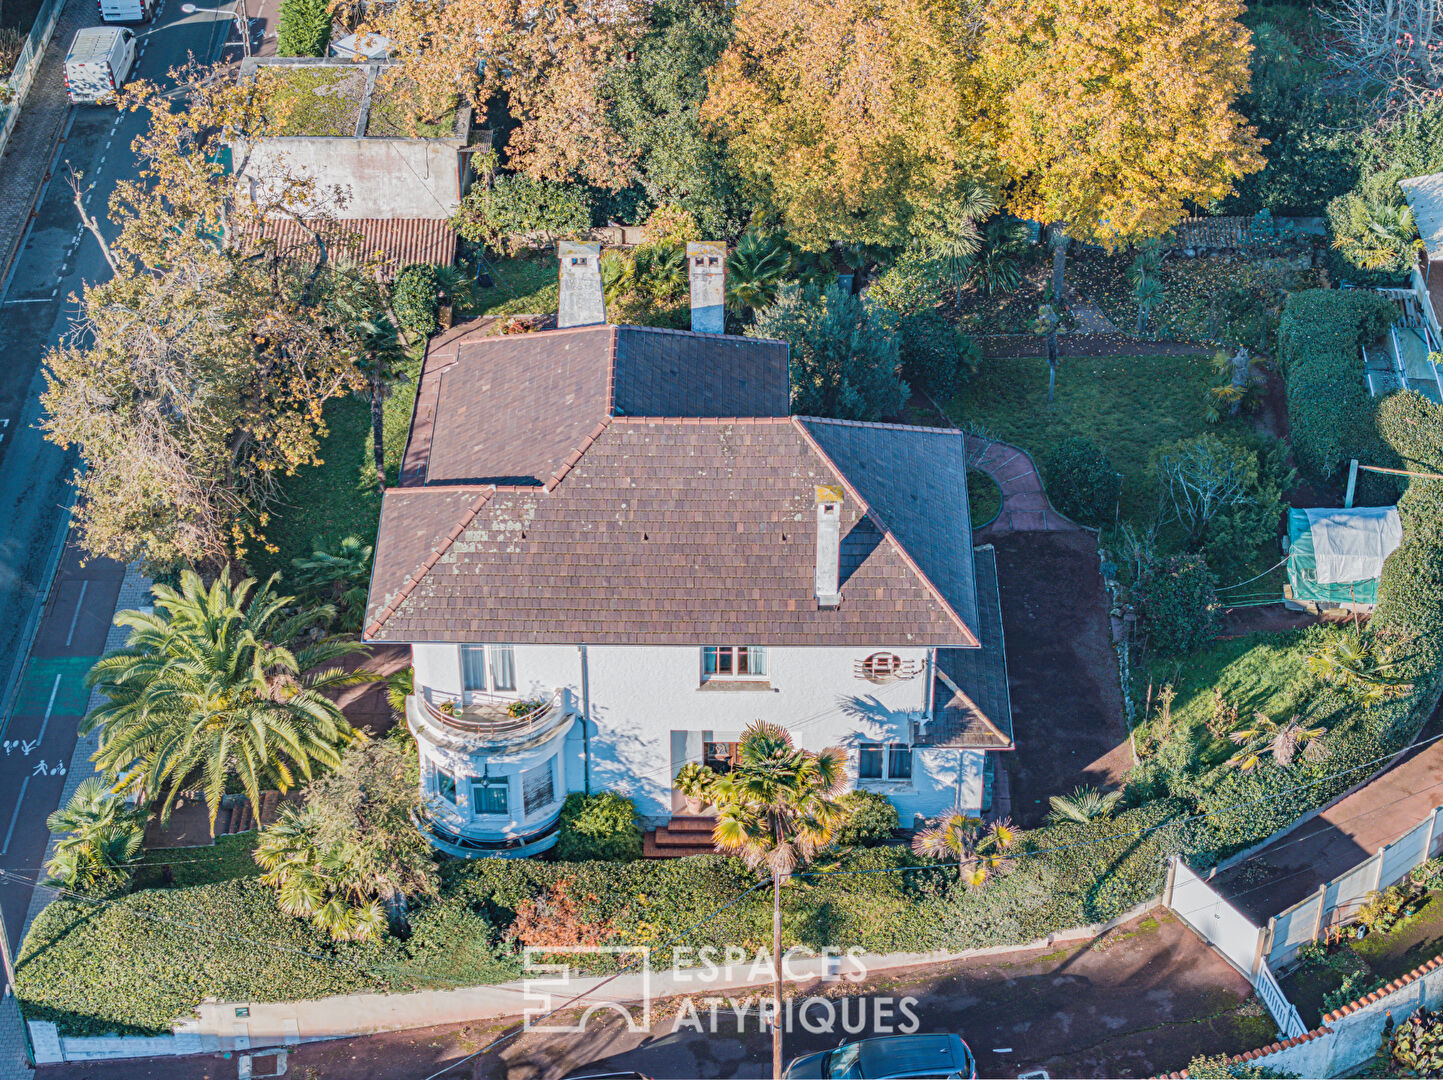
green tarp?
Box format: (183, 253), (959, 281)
(1286, 508), (1384, 606)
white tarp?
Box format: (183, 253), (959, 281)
(1304, 506), (1403, 584)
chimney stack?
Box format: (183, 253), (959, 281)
(687, 241), (726, 334)
(557, 241), (606, 329)
(814, 484), (843, 607)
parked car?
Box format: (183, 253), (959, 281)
(783, 1034), (977, 1079)
(97, 0), (155, 23)
(64, 27), (137, 103)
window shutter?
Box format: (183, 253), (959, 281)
(523, 759), (555, 816)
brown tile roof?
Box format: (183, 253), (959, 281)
(925, 546), (1014, 749)
(366, 322), (981, 647)
(238, 217), (457, 277)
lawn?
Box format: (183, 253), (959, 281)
(365, 78), (461, 138)
(968, 468), (1000, 526)
(257, 66), (366, 137)
(945, 352), (1229, 525)
(1131, 625), (1326, 772)
(133, 834), (260, 891)
(468, 254), (558, 319)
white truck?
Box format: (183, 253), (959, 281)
(63, 27), (137, 104)
(98, 0), (156, 22)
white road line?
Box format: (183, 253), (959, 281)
(2, 776), (31, 855)
(3, 298), (50, 304)
(36, 672), (62, 746)
(48, 288), (57, 298)
(65, 579), (88, 647)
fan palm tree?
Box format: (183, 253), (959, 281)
(387, 665), (414, 722)
(83, 569), (374, 830)
(44, 778), (145, 894)
(253, 803), (388, 942)
(1046, 786), (1123, 825)
(1226, 712), (1328, 771)
(291, 535), (374, 632)
(355, 315), (408, 492)
(1306, 631), (1413, 704)
(912, 807), (1018, 888)
(707, 721), (847, 1080)
(726, 230), (792, 318)
(969, 217), (1029, 297)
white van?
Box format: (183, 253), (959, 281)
(64, 27), (137, 103)
(98, 0), (155, 22)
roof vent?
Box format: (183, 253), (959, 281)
(815, 484), (843, 608)
(687, 241), (726, 335)
(557, 241), (606, 329)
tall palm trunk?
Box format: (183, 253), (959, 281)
(1048, 225), (1069, 403)
(772, 867), (783, 1080)
(371, 365), (386, 493)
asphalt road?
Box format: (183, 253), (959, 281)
(0, 0), (239, 978)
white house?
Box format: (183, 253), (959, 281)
(362, 260), (1014, 857)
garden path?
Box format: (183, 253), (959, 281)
(1069, 297), (1123, 334)
(966, 434), (1085, 535)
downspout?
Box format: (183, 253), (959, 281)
(578, 644), (592, 795)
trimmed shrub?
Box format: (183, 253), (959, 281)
(276, 0), (331, 56)
(868, 250), (948, 317)
(451, 174), (594, 253)
(1137, 554), (1222, 657)
(1043, 436), (1120, 527)
(554, 792), (643, 862)
(1277, 289), (1395, 482)
(898, 311), (979, 403)
(833, 790), (900, 846)
(392, 265), (440, 338)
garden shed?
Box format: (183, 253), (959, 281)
(1284, 506), (1402, 613)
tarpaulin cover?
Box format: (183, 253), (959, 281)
(1304, 506), (1402, 584)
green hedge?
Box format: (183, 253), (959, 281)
(1277, 289), (1395, 482)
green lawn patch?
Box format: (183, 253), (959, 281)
(365, 78), (460, 138)
(946, 353), (1231, 525)
(258, 66), (366, 138)
(468, 255), (559, 320)
(968, 468), (1000, 526)
(134, 834), (260, 891)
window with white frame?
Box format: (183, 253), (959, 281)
(434, 765), (458, 805)
(701, 645), (767, 681)
(522, 758), (556, 816)
(857, 742), (912, 781)
(471, 776), (509, 816)
(459, 644), (518, 694)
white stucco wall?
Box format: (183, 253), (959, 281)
(235, 138), (466, 219)
(410, 642), (985, 829)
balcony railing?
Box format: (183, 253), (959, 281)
(418, 688), (565, 738)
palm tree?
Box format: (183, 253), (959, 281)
(707, 721), (847, 1080)
(353, 315), (408, 492)
(1046, 786), (1123, 825)
(291, 535), (374, 632)
(44, 778), (145, 894)
(387, 665), (414, 722)
(1226, 712), (1327, 771)
(1306, 631), (1413, 704)
(83, 569), (374, 830)
(254, 803), (388, 942)
(970, 217), (1029, 296)
(912, 807), (1018, 888)
(726, 230), (792, 318)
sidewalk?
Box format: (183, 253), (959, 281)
(0, 0), (95, 291)
(1213, 709), (1443, 923)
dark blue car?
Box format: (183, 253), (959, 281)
(783, 1034), (977, 1079)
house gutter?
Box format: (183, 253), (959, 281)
(578, 644), (592, 794)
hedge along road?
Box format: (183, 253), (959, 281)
(0, 0), (241, 993)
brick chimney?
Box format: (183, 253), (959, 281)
(687, 241), (726, 334)
(557, 241), (606, 329)
(814, 484), (843, 607)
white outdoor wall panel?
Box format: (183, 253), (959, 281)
(1170, 861), (1263, 976)
(1381, 820), (1432, 888)
(412, 643), (462, 697)
(1267, 892), (1323, 968)
(1324, 853), (1384, 927)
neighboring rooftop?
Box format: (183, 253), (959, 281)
(241, 59), (469, 141)
(238, 217), (458, 277)
(365, 321), (981, 648)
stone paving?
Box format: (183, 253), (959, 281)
(0, 0), (98, 291)
(966, 434), (1084, 535)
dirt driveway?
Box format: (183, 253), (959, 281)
(989, 530), (1132, 825)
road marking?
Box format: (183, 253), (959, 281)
(48, 288), (57, 298)
(36, 672), (62, 746)
(2, 776), (30, 855)
(97, 155), (106, 167)
(64, 580), (88, 648)
(3, 298), (50, 304)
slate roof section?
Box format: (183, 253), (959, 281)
(612, 327), (789, 418)
(366, 416), (982, 646)
(925, 547), (1014, 749)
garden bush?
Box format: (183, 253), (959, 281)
(868, 250), (948, 317)
(1137, 553), (1222, 657)
(392, 265), (440, 338)
(832, 790), (900, 846)
(276, 0), (331, 56)
(451, 174), (594, 253)
(1043, 436), (1120, 527)
(898, 310), (979, 403)
(1277, 289), (1395, 483)
(554, 791), (643, 862)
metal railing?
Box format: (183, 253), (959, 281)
(419, 688), (562, 737)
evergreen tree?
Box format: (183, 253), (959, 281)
(277, 0), (332, 57)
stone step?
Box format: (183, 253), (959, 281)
(664, 815), (716, 833)
(643, 833), (716, 858)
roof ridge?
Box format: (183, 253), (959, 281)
(789, 417), (980, 648)
(616, 324), (789, 348)
(798, 414), (963, 436)
(610, 416), (793, 426)
(364, 486), (500, 639)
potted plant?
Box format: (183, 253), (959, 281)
(675, 762), (716, 814)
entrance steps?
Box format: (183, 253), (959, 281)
(643, 814), (716, 858)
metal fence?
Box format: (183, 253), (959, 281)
(0, 0), (69, 159)
(1265, 804), (1443, 969)
(1167, 859), (1308, 1039)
